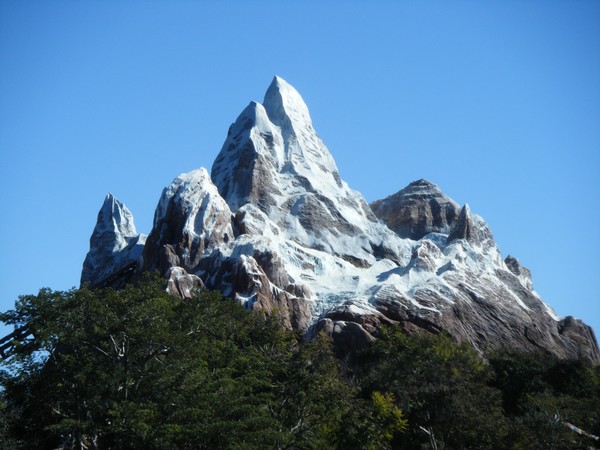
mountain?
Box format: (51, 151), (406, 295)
(82, 77), (599, 362)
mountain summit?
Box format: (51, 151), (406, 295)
(211, 75), (406, 268)
(82, 77), (599, 362)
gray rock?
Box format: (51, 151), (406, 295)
(505, 255), (533, 290)
(371, 179), (461, 240)
(165, 266), (204, 298)
(313, 318), (375, 355)
(371, 268), (600, 361)
(558, 317), (600, 361)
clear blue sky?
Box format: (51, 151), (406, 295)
(1, 1), (599, 337)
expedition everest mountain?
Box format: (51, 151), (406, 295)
(81, 76), (599, 362)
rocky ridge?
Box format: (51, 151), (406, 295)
(82, 77), (599, 362)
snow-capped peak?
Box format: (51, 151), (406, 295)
(211, 76), (409, 266)
(153, 167), (221, 227)
(263, 75), (313, 129)
(97, 193), (138, 251)
(81, 194), (146, 285)
(263, 76), (340, 179)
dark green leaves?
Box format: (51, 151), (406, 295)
(4, 275), (597, 449)
(0, 275), (397, 449)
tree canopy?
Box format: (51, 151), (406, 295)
(350, 327), (600, 449)
(0, 274), (403, 449)
(0, 274), (598, 449)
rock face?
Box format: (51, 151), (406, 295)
(504, 255), (533, 291)
(370, 179), (461, 240)
(141, 168), (232, 295)
(81, 76), (600, 362)
(447, 204), (478, 244)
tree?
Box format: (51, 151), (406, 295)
(489, 349), (600, 449)
(352, 327), (508, 449)
(0, 274), (401, 449)
(0, 275), (288, 448)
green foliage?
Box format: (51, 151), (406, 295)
(351, 327), (600, 449)
(352, 327), (509, 449)
(488, 350), (600, 449)
(371, 392), (407, 440)
(0, 274), (399, 449)
(1, 275), (599, 449)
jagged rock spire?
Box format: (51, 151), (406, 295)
(211, 75), (342, 213)
(262, 76), (341, 182)
(81, 194), (146, 286)
(95, 193), (138, 249)
(505, 255), (533, 290)
(263, 76), (313, 131)
(211, 101), (283, 212)
(447, 204), (478, 244)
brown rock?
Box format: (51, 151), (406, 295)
(142, 169), (234, 284)
(225, 254), (312, 332)
(313, 318), (375, 355)
(371, 179), (461, 240)
(165, 267), (204, 298)
(447, 204), (478, 244)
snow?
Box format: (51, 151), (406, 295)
(264, 76), (315, 139)
(543, 302), (560, 321)
(212, 76), (415, 277)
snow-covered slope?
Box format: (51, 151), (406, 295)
(81, 77), (599, 362)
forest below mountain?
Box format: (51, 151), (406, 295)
(0, 275), (598, 449)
